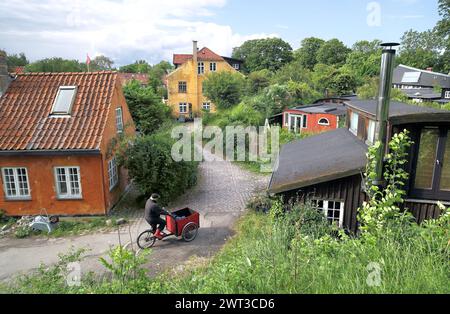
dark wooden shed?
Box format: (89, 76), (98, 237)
(269, 100), (450, 232)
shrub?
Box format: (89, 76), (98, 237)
(117, 131), (199, 204)
(203, 71), (245, 109)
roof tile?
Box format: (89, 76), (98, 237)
(0, 71), (117, 151)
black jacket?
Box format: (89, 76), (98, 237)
(144, 199), (167, 222)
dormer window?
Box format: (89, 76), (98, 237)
(51, 86), (77, 115)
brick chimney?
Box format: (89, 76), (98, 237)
(193, 40), (198, 64)
(0, 51), (12, 96)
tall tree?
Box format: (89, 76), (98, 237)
(343, 40), (382, 84)
(26, 57), (84, 72)
(6, 52), (29, 71)
(316, 39), (350, 66)
(122, 80), (171, 135)
(397, 29), (443, 70)
(294, 37), (325, 70)
(203, 71), (245, 109)
(232, 38), (293, 73)
(90, 55), (114, 71)
(119, 60), (151, 73)
(435, 0), (450, 73)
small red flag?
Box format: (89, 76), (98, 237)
(86, 53), (91, 65)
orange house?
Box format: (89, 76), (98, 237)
(0, 70), (135, 216)
(282, 103), (347, 134)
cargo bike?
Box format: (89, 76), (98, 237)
(137, 207), (200, 249)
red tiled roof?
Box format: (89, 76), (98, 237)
(173, 47), (225, 65)
(0, 71), (118, 151)
(173, 54), (192, 65)
(118, 73), (149, 85)
(10, 66), (25, 74)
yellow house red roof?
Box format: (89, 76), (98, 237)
(0, 71), (118, 151)
(173, 47), (225, 65)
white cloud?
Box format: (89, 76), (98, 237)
(0, 0), (274, 65)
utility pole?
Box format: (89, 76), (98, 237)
(373, 42), (399, 187)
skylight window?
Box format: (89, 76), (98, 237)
(401, 72), (421, 83)
(51, 86), (77, 115)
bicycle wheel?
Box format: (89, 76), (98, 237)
(181, 222), (198, 242)
(137, 230), (156, 249)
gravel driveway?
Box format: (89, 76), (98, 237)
(0, 146), (269, 282)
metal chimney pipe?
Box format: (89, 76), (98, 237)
(373, 42), (399, 186)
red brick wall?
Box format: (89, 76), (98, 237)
(282, 109), (339, 134)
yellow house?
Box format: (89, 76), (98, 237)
(167, 41), (243, 118)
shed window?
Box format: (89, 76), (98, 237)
(366, 120), (376, 145)
(311, 200), (344, 228)
(198, 62), (204, 74)
(1, 167), (30, 199)
(108, 157), (119, 190)
(54, 167), (82, 199)
(445, 91), (450, 99)
(115, 107), (124, 133)
(411, 127), (450, 200)
(209, 62), (217, 72)
(233, 64), (240, 70)
(318, 118), (330, 126)
(349, 111), (359, 135)
(51, 86), (77, 115)
(302, 115), (307, 128)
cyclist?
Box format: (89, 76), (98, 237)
(144, 193), (170, 240)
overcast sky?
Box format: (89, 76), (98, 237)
(0, 0), (441, 66)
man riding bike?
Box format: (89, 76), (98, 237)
(144, 193), (171, 240)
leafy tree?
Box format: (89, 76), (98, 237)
(122, 80), (171, 135)
(5, 52), (29, 71)
(117, 132), (198, 205)
(90, 55), (115, 71)
(397, 29), (443, 70)
(357, 77), (409, 102)
(343, 40), (382, 84)
(232, 38), (293, 73)
(286, 80), (321, 104)
(316, 39), (350, 66)
(119, 60), (151, 73)
(148, 61), (173, 98)
(435, 0), (450, 73)
(26, 57), (85, 72)
(329, 71), (357, 95)
(246, 69), (272, 95)
(203, 71), (245, 109)
(294, 37), (325, 70)
(247, 84), (293, 117)
(271, 59), (314, 85)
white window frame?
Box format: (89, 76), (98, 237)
(349, 111), (359, 135)
(178, 81), (187, 93)
(51, 86), (77, 115)
(318, 118), (330, 126)
(198, 62), (205, 75)
(108, 157), (119, 191)
(54, 166), (82, 199)
(302, 115), (308, 129)
(312, 199), (345, 228)
(366, 120), (376, 145)
(1, 167), (31, 200)
(233, 63), (239, 70)
(209, 62), (217, 72)
(179, 103), (187, 113)
(115, 107), (124, 133)
(445, 91), (450, 99)
(202, 102), (211, 111)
